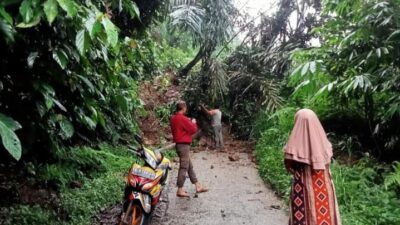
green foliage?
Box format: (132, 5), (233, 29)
(57, 145), (137, 224)
(0, 113), (22, 160)
(385, 161), (400, 190)
(255, 128), (291, 198)
(155, 104), (173, 126)
(170, 4), (205, 39)
(163, 149), (177, 159)
(170, 0), (236, 77)
(331, 160), (400, 225)
(0, 0), (166, 160)
(289, 0), (400, 157)
(1, 205), (60, 225)
(206, 59), (229, 103)
(38, 147), (105, 188)
(255, 106), (400, 225)
(61, 171), (126, 225)
(1, 144), (135, 225)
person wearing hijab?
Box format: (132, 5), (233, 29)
(284, 109), (341, 225)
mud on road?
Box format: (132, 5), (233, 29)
(150, 150), (287, 225)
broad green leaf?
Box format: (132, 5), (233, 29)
(41, 83), (55, 96)
(44, 94), (53, 110)
(376, 48), (381, 58)
(27, 51), (38, 68)
(0, 19), (14, 42)
(83, 116), (96, 130)
(101, 46), (109, 62)
(0, 121), (22, 161)
(43, 0), (58, 24)
(36, 102), (46, 117)
(301, 63), (309, 76)
(386, 30), (400, 41)
(59, 118), (74, 139)
(37, 83), (56, 110)
(97, 112), (106, 127)
(19, 0), (33, 23)
(293, 79), (311, 94)
(101, 17), (118, 47)
(56, 0), (76, 17)
(382, 47), (389, 54)
(89, 106), (98, 119)
(16, 15), (40, 28)
(124, 0), (140, 19)
(75, 29), (89, 55)
(52, 49), (68, 69)
(52, 98), (67, 112)
(290, 64), (302, 77)
(115, 95), (129, 112)
(0, 113), (22, 131)
(0, 6), (13, 24)
(77, 75), (95, 93)
(85, 15), (102, 38)
(309, 61), (316, 73)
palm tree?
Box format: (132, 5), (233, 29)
(169, 0), (235, 76)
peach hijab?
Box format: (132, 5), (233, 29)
(284, 109), (333, 170)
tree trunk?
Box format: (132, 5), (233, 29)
(179, 47), (205, 77)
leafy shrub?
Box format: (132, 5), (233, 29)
(384, 161), (400, 191)
(59, 145), (136, 224)
(255, 128), (291, 198)
(1, 144), (135, 225)
(331, 160), (400, 225)
(0, 205), (59, 225)
(163, 149), (177, 159)
(155, 104), (173, 126)
(61, 171), (126, 225)
(288, 0), (400, 158)
(38, 146), (113, 189)
(0, 0), (160, 161)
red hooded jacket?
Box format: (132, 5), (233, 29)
(170, 112), (198, 144)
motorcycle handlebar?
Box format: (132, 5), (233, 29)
(126, 143), (175, 157)
(127, 145), (141, 156)
(155, 143), (176, 152)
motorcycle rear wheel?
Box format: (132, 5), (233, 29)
(120, 201), (148, 225)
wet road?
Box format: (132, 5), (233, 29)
(150, 151), (287, 225)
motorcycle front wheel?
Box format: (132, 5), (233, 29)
(120, 201), (148, 225)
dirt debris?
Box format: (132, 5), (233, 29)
(137, 73), (181, 145)
(228, 154), (240, 161)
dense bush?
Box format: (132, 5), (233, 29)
(0, 144), (136, 225)
(0, 0), (165, 161)
(289, 0), (400, 159)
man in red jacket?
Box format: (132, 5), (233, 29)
(170, 101), (208, 197)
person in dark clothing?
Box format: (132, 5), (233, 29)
(170, 101), (208, 197)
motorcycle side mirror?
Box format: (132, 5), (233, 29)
(134, 134), (143, 145)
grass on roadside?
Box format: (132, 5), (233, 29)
(1, 144), (135, 225)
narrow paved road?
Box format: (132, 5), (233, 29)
(150, 150), (287, 225)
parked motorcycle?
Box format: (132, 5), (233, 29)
(119, 135), (171, 225)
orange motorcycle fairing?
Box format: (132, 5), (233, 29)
(128, 164), (164, 198)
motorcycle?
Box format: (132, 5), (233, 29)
(119, 135), (172, 225)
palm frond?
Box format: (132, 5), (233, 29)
(229, 71), (283, 113)
(169, 0), (198, 7)
(206, 59), (229, 103)
(170, 4), (205, 37)
(385, 162), (400, 189)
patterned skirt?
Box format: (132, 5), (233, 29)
(289, 165), (341, 225)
